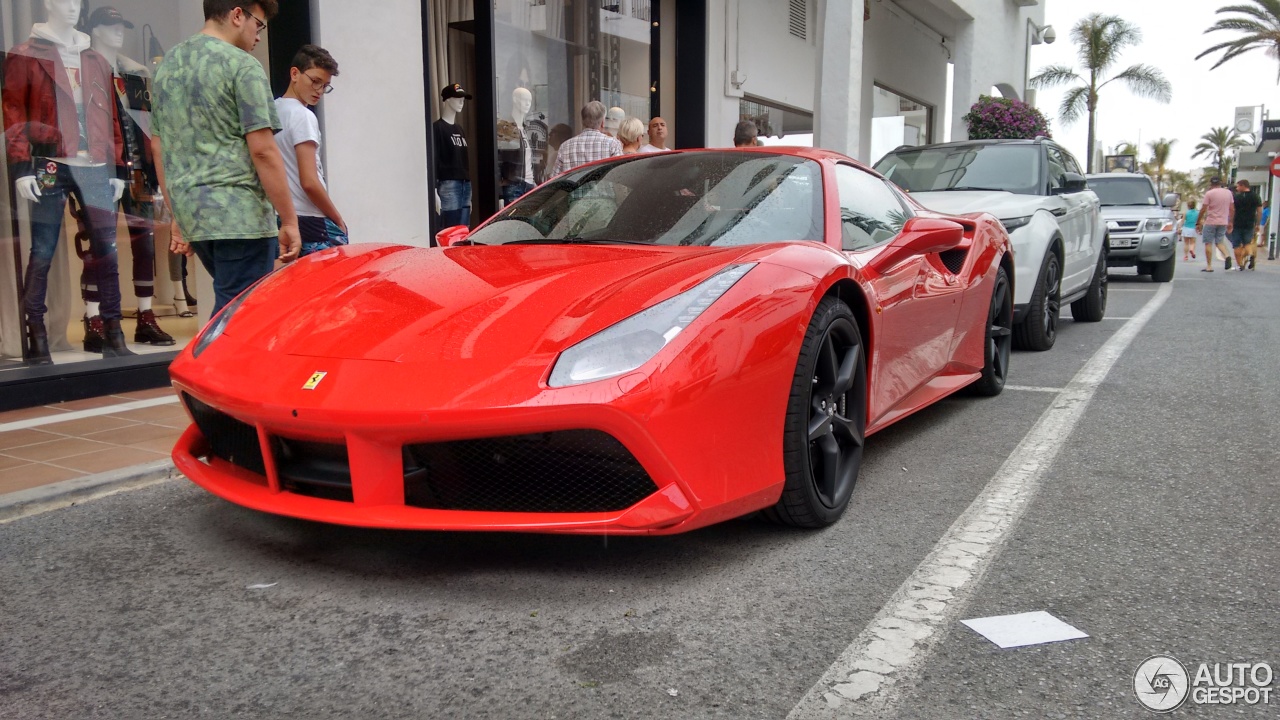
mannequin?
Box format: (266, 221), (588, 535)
(497, 87), (541, 205)
(433, 83), (472, 228)
(81, 6), (174, 350)
(2, 0), (130, 364)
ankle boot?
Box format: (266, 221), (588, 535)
(102, 318), (137, 357)
(134, 309), (176, 346)
(24, 320), (53, 366)
(83, 315), (106, 353)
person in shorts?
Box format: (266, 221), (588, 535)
(1196, 176), (1234, 272)
(274, 44), (348, 257)
(1230, 179), (1261, 271)
(1181, 198), (1198, 261)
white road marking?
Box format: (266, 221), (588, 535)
(1003, 385), (1064, 393)
(788, 284), (1173, 719)
(0, 396), (179, 434)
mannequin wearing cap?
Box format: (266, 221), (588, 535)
(2, 0), (131, 363)
(433, 83), (471, 227)
(497, 87), (545, 206)
(603, 106), (626, 139)
(80, 5), (175, 350)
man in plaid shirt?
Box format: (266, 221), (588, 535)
(553, 101), (622, 175)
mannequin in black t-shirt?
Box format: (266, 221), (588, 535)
(434, 83), (472, 227)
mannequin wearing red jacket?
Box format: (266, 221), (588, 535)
(2, 0), (129, 364)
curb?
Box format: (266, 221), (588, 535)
(0, 459), (180, 524)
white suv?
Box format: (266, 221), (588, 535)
(874, 139), (1107, 351)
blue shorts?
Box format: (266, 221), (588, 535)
(298, 216), (349, 257)
(1228, 226), (1254, 248)
(1202, 224), (1228, 245)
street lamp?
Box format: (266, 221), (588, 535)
(1024, 20), (1055, 106)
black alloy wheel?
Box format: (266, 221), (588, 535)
(765, 297), (868, 528)
(971, 266), (1012, 396)
(1013, 251), (1061, 351)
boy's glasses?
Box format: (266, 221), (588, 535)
(244, 9), (268, 35)
(303, 71), (335, 94)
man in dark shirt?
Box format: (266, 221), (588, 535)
(1231, 179), (1262, 271)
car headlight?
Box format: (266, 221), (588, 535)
(1000, 216), (1032, 232)
(1145, 219), (1174, 232)
(548, 264), (756, 387)
(192, 278), (265, 358)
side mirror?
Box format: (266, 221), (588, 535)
(869, 217), (965, 272)
(435, 225), (469, 248)
(1056, 172), (1087, 195)
(1162, 193), (1179, 208)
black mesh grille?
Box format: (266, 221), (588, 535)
(182, 393), (265, 476)
(403, 430), (657, 513)
(272, 438), (354, 502)
(939, 249), (967, 275)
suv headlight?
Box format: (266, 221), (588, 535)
(1000, 216), (1033, 232)
(192, 278), (265, 358)
(1145, 219), (1174, 232)
(548, 264), (755, 387)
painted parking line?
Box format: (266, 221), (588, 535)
(788, 283), (1173, 719)
(0, 396), (180, 434)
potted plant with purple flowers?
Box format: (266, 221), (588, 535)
(963, 96), (1052, 140)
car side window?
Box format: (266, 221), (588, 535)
(835, 164), (911, 251)
(1045, 146), (1068, 193)
(1060, 148), (1083, 176)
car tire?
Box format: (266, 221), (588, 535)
(1150, 255), (1175, 283)
(1070, 253), (1108, 322)
(1013, 250), (1061, 352)
(763, 296), (867, 528)
(1136, 261), (1153, 276)
(969, 266), (1012, 397)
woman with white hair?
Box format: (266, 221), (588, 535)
(618, 117), (645, 154)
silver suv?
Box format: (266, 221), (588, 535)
(1085, 173), (1178, 282)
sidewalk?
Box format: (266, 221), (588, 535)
(0, 388), (185, 501)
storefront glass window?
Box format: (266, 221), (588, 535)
(870, 83), (931, 164)
(741, 96), (813, 147)
(1, 0), (272, 374)
(493, 0), (653, 201)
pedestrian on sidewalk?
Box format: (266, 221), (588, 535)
(552, 101), (622, 175)
(733, 120), (758, 148)
(152, 0), (301, 315)
(1181, 198), (1198, 261)
(274, 44), (348, 257)
(1195, 176), (1234, 272)
(1230, 180), (1261, 271)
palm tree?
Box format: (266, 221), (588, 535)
(1165, 170), (1197, 202)
(1031, 14), (1173, 172)
(1148, 138), (1176, 195)
(1196, 0), (1280, 81)
(1114, 141), (1139, 157)
(1191, 126), (1250, 178)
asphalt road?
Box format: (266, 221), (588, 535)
(1, 262), (1277, 719)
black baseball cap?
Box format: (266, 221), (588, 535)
(1209, 176), (1222, 186)
(441, 83), (473, 100)
(87, 6), (134, 31)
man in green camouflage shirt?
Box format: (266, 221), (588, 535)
(152, 0), (300, 314)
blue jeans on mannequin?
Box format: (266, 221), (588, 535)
(439, 179), (471, 227)
(502, 180), (535, 207)
(24, 162), (121, 325)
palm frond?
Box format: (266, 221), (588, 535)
(1058, 86), (1090, 125)
(1100, 64), (1173, 102)
(1030, 65), (1082, 88)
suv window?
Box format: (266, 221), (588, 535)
(1088, 177), (1159, 206)
(1059, 147), (1083, 176)
(1045, 146), (1068, 193)
(874, 144), (1044, 195)
(835, 164), (911, 251)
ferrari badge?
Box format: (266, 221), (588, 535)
(303, 371), (327, 390)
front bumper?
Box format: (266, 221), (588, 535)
(1106, 232), (1175, 264)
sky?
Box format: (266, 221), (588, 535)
(1030, 0), (1278, 173)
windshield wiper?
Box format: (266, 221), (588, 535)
(937, 186), (1008, 192)
(505, 237), (651, 246)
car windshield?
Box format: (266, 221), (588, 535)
(874, 144), (1043, 195)
(467, 151), (825, 247)
(1088, 177), (1158, 206)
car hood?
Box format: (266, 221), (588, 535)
(228, 243), (756, 364)
(907, 190), (1043, 221)
(1098, 205), (1171, 221)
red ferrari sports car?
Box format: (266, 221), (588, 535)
(170, 148), (1013, 534)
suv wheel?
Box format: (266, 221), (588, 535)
(1070, 253), (1108, 322)
(1014, 251), (1060, 352)
(1150, 255), (1175, 283)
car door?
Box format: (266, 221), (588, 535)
(1047, 145), (1094, 291)
(836, 164), (962, 421)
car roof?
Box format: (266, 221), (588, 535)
(882, 138), (1050, 153)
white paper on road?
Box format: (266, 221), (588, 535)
(961, 611), (1088, 649)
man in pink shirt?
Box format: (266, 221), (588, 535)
(1195, 176), (1235, 272)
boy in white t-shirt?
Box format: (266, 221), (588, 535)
(274, 44), (347, 257)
